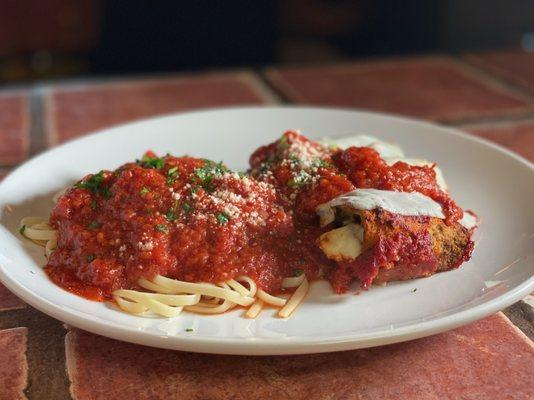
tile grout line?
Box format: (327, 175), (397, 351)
(1, 84), (73, 399)
(450, 55), (534, 102)
(28, 86), (48, 157)
(255, 68), (292, 104)
(461, 53), (534, 97)
(239, 69), (283, 104)
(0, 308), (72, 400)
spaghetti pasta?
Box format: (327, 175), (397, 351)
(19, 216), (58, 258)
(113, 274), (307, 318)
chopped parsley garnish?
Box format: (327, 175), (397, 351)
(195, 167), (210, 183)
(287, 171), (311, 188)
(139, 187), (150, 196)
(87, 221), (100, 230)
(86, 254), (95, 262)
(411, 288), (418, 293)
(19, 225), (26, 235)
(185, 328), (193, 332)
(166, 166), (179, 186)
(75, 171), (103, 191)
(137, 154), (165, 169)
(216, 212), (230, 225)
(293, 268), (304, 277)
(90, 200), (97, 210)
(289, 154), (300, 165)
(277, 135), (289, 150)
(237, 171), (246, 178)
(181, 202), (193, 213)
(155, 224), (169, 233)
(194, 160), (228, 188)
(311, 159), (330, 169)
(101, 187), (112, 198)
(74, 171), (112, 198)
(165, 211), (176, 221)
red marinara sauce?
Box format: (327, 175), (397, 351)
(45, 154), (317, 301)
(332, 146), (462, 223)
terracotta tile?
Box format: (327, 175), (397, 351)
(0, 169), (26, 311)
(267, 57), (531, 122)
(0, 327), (27, 400)
(66, 313), (533, 400)
(0, 284), (25, 312)
(0, 93), (30, 165)
(45, 73), (272, 145)
(466, 120), (534, 162)
(465, 50), (534, 93)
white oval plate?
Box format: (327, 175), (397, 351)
(0, 107), (532, 355)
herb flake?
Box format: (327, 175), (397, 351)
(74, 171), (112, 198)
(155, 224), (169, 233)
(165, 211), (176, 221)
(87, 221), (100, 230)
(166, 166), (179, 186)
(216, 212), (230, 225)
(137, 154), (165, 169)
(194, 160), (228, 188)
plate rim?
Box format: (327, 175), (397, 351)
(0, 105), (532, 355)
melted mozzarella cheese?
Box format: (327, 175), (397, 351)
(321, 135), (405, 159)
(317, 189), (445, 227)
(459, 211), (478, 230)
(318, 223), (364, 261)
(317, 188), (476, 229)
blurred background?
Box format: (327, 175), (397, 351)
(1, 0), (533, 84)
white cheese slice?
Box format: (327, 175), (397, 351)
(317, 188), (445, 227)
(317, 188), (475, 230)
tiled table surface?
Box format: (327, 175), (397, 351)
(0, 51), (533, 400)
